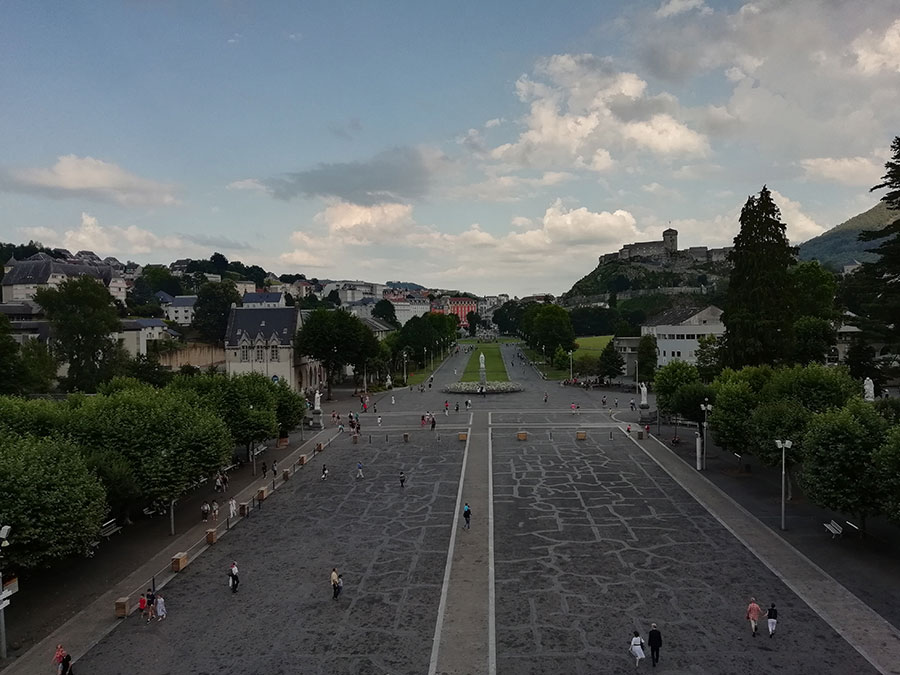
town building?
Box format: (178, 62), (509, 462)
(384, 295), (431, 326)
(2, 253), (127, 303)
(360, 316), (396, 341)
(117, 318), (174, 357)
(613, 336), (641, 379)
(234, 280), (257, 296)
(433, 296), (477, 328)
(163, 295), (198, 326)
(640, 305), (725, 367)
(242, 292), (285, 308)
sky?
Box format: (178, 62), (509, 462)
(1, 1), (899, 297)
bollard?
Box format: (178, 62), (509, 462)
(403, 433), (410, 442)
(637, 431), (644, 440)
(609, 431), (613, 441)
(369, 434), (372, 443)
(385, 434), (388, 442)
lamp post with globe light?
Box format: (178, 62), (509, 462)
(700, 398), (713, 470)
(0, 524), (11, 660)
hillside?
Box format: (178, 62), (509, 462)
(798, 201), (894, 268)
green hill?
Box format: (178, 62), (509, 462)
(798, 202), (894, 269)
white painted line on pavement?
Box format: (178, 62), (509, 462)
(428, 424), (472, 675)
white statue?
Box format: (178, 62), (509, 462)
(479, 353), (485, 369)
(385, 373), (392, 388)
(639, 382), (648, 407)
(864, 377), (875, 402)
(314, 391), (322, 411)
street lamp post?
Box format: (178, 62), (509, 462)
(775, 439), (793, 531)
(568, 350), (573, 381)
(424, 347), (427, 372)
(700, 398), (713, 470)
(403, 352), (408, 383)
(1, 524), (11, 660)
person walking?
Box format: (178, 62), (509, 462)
(211, 499), (219, 523)
(765, 603), (778, 638)
(377, 415), (382, 427)
(54, 644), (67, 670)
(630, 398), (636, 411)
(431, 418), (436, 430)
(336, 574), (344, 599)
(200, 501), (210, 523)
(228, 496), (237, 519)
(59, 654), (74, 675)
(746, 597), (762, 637)
(146, 587), (157, 621)
(463, 503), (471, 530)
(356, 462), (365, 479)
(272, 459), (278, 477)
(321, 464), (329, 480)
(155, 593), (167, 621)
(399, 471), (406, 488)
(391, 395), (395, 405)
(229, 561), (240, 593)
(629, 631), (646, 668)
(455, 402), (459, 413)
(543, 392), (548, 403)
(262, 461), (268, 479)
(331, 568), (340, 600)
(648, 623), (662, 667)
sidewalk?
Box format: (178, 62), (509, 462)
(0, 427), (335, 674)
(629, 425), (900, 675)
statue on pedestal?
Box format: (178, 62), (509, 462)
(314, 391), (322, 411)
(639, 382), (648, 407)
(385, 373), (392, 389)
(479, 352), (485, 369)
(864, 377), (875, 402)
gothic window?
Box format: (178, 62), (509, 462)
(240, 345), (249, 362)
(256, 345), (265, 362)
(271, 345), (279, 362)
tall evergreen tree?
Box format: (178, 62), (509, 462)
(852, 136), (900, 365)
(722, 186), (797, 367)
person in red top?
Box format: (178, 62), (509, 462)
(138, 593), (148, 620)
(746, 597), (762, 637)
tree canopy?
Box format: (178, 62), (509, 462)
(192, 280), (242, 344)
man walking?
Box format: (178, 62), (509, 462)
(229, 561), (240, 593)
(321, 464), (329, 480)
(356, 462), (365, 479)
(331, 568), (340, 600)
(746, 597), (762, 637)
(648, 623), (662, 667)
(765, 603), (778, 638)
(399, 471), (406, 488)
(463, 503), (471, 530)
(228, 496), (237, 519)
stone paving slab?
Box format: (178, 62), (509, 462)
(491, 411), (619, 426)
(491, 430), (877, 675)
(73, 433), (465, 675)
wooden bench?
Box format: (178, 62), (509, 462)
(100, 518), (122, 539)
(824, 520), (843, 538)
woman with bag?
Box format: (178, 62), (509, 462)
(629, 631), (646, 668)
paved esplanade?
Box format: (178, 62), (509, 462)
(66, 344), (897, 674)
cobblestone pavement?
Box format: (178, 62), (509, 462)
(491, 428), (878, 675)
(74, 432), (465, 675)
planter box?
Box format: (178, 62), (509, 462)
(206, 528), (217, 545)
(115, 596), (130, 618)
(257, 486), (269, 501)
(277, 437), (289, 448)
(458, 432), (467, 441)
(315, 442), (323, 452)
(282, 469), (290, 481)
(239, 502), (251, 517)
(403, 433), (410, 442)
(637, 431), (644, 440)
(576, 431), (587, 440)
(171, 552), (188, 572)
(352, 434), (359, 444)
(298, 454), (306, 466)
(517, 431), (528, 441)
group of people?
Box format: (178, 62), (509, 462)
(201, 497), (238, 522)
(53, 644), (74, 674)
(628, 624), (663, 668)
(137, 588), (167, 622)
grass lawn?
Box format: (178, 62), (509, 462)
(523, 335), (613, 379)
(461, 343), (510, 382)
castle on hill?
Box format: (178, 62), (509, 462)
(600, 228), (732, 265)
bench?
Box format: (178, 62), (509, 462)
(824, 520), (843, 538)
(100, 518), (122, 539)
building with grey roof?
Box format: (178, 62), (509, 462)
(2, 252), (127, 303)
(641, 305), (724, 368)
(164, 295), (198, 326)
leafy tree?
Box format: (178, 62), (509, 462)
(761, 363), (858, 413)
(0, 314), (20, 394)
(210, 252), (229, 273)
(574, 353), (599, 377)
(274, 380), (306, 437)
(845, 337), (881, 386)
(671, 382), (715, 426)
(788, 261), (838, 320)
(695, 334), (723, 383)
(748, 398), (812, 498)
(372, 299), (400, 327)
(294, 309), (378, 399)
(0, 433), (107, 570)
(16, 339), (56, 394)
(325, 289), (342, 306)
(35, 276), (121, 393)
(125, 354), (174, 388)
(465, 311), (481, 337)
(874, 427), (900, 524)
(801, 399), (888, 533)
(636, 334), (658, 382)
(492, 300), (524, 334)
(654, 361), (700, 413)
(791, 316), (836, 364)
(597, 339), (625, 380)
(0, 396), (66, 436)
(709, 379), (758, 453)
(553, 345), (570, 372)
(529, 304), (575, 356)
(192, 280), (241, 344)
(569, 307), (620, 337)
(722, 186), (797, 368)
(132, 266), (183, 300)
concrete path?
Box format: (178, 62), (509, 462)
(633, 430), (900, 675)
(430, 411), (495, 675)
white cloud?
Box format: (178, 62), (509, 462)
(484, 118), (503, 128)
(852, 19), (900, 74)
(641, 182), (681, 199)
(798, 156), (884, 187)
(511, 216), (534, 228)
(622, 114), (710, 156)
(226, 178), (271, 193)
(4, 155), (178, 206)
(315, 201), (415, 245)
(770, 190), (826, 243)
(655, 0), (710, 19)
(19, 212), (183, 255)
(451, 171), (575, 202)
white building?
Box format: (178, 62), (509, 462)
(164, 295), (198, 326)
(242, 292), (285, 308)
(117, 318), (173, 356)
(2, 253), (127, 303)
(389, 298), (431, 325)
(234, 280), (257, 296)
(641, 306), (725, 367)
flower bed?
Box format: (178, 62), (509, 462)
(442, 381), (524, 394)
